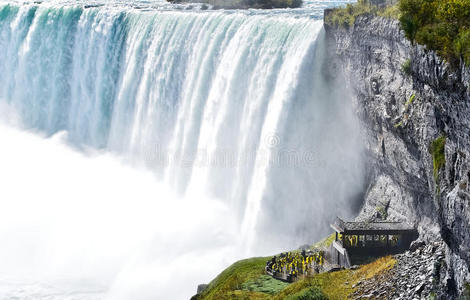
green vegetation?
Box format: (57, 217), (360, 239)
(430, 136), (446, 182)
(241, 275), (289, 294)
(311, 233), (335, 249)
(405, 94), (416, 110)
(279, 256), (396, 299)
(378, 3), (401, 19)
(325, 0), (376, 28)
(283, 287), (327, 300)
(197, 257), (269, 300)
(394, 120), (404, 128)
(462, 282), (470, 299)
(401, 59), (412, 76)
(399, 0), (470, 66)
(376, 205), (388, 219)
(394, 94), (416, 128)
(197, 253), (397, 300)
(325, 0), (470, 66)
(325, 0), (400, 28)
(455, 30), (470, 65)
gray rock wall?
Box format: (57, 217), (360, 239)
(323, 14), (470, 296)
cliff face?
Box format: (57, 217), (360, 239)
(324, 14), (470, 296)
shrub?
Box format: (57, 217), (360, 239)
(326, 0), (470, 66)
(378, 3), (401, 19)
(405, 94), (416, 111)
(454, 29), (470, 65)
(398, 0), (470, 67)
(284, 287), (328, 300)
(401, 59), (412, 75)
(377, 4), (400, 20)
(430, 136), (446, 182)
(325, 0), (378, 28)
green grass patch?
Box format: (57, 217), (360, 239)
(404, 94), (416, 111)
(283, 287), (327, 300)
(241, 275), (289, 294)
(311, 233), (335, 249)
(275, 256), (396, 299)
(198, 254), (397, 300)
(270, 277), (319, 300)
(430, 136), (446, 182)
(198, 257), (270, 300)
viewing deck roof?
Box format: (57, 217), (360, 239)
(331, 217), (416, 235)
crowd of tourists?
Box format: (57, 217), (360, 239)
(342, 234), (400, 247)
(265, 249), (325, 282)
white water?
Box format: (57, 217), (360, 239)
(0, 1), (363, 299)
(0, 116), (240, 299)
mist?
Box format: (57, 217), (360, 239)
(244, 30), (365, 252)
(0, 2), (365, 299)
(0, 115), (243, 299)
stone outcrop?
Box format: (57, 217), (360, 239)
(324, 13), (470, 297)
(351, 241), (447, 299)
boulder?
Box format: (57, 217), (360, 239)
(410, 240), (426, 252)
(197, 284), (209, 294)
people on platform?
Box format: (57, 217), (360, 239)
(266, 250), (325, 281)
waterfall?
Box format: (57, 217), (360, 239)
(0, 1), (364, 299)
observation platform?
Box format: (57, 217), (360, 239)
(330, 217), (418, 268)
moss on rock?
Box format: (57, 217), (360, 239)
(430, 136), (446, 182)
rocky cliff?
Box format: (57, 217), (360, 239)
(324, 13), (470, 297)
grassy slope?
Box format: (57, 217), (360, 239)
(312, 233), (335, 249)
(197, 257), (272, 300)
(198, 251), (396, 300)
(324, 0), (400, 28)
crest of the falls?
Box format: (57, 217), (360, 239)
(0, 1), (364, 298)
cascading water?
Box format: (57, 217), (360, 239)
(0, 1), (362, 299)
